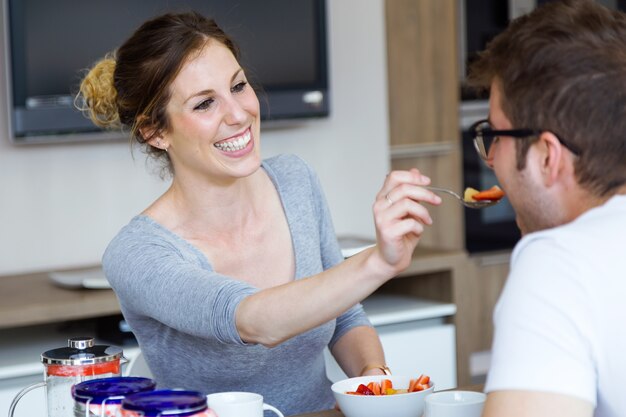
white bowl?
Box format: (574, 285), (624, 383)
(424, 391), (486, 417)
(331, 375), (434, 417)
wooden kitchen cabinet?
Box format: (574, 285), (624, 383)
(464, 252), (511, 353)
(385, 0), (463, 251)
(386, 0), (459, 148)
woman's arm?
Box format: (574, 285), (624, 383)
(330, 326), (388, 378)
(236, 169), (441, 347)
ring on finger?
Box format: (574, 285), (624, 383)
(385, 193), (394, 206)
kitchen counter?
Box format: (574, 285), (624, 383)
(0, 247), (466, 330)
(0, 267), (119, 329)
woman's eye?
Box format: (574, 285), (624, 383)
(232, 81), (248, 93)
(194, 98), (214, 111)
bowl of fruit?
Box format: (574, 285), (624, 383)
(331, 374), (433, 417)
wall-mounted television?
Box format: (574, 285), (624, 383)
(3, 0), (329, 144)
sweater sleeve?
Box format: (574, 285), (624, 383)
(103, 220), (258, 346)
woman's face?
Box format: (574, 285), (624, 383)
(161, 41), (261, 184)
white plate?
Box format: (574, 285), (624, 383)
(48, 267), (111, 289)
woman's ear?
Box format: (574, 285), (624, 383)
(144, 130), (168, 151)
(137, 117), (168, 151)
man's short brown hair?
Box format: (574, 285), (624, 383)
(468, 0), (626, 196)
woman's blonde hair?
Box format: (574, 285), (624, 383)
(76, 55), (120, 129)
(76, 11), (240, 176)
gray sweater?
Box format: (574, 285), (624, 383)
(103, 154), (371, 416)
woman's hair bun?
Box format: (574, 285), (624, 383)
(75, 55), (121, 129)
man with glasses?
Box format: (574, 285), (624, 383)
(466, 1), (626, 416)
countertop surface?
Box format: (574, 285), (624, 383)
(0, 267), (120, 329)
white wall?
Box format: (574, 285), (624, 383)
(0, 0), (390, 276)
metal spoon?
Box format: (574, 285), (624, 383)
(424, 186), (502, 209)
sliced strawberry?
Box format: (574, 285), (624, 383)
(473, 185), (505, 201)
(356, 383), (375, 395)
(408, 378), (417, 393)
(381, 379), (393, 394)
(367, 382), (382, 395)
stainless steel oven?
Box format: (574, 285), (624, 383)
(457, 0), (535, 100)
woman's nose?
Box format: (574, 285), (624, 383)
(222, 97), (247, 125)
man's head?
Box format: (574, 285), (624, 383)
(468, 0), (626, 200)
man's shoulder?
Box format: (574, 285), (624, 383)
(513, 196), (626, 260)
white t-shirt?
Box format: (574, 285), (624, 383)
(485, 195), (626, 417)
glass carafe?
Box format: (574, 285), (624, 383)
(9, 337), (124, 417)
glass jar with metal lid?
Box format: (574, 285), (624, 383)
(73, 376), (156, 417)
(121, 390), (217, 417)
(9, 337), (125, 417)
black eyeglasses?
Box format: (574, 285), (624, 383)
(470, 119), (581, 162)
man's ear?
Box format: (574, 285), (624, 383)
(537, 131), (565, 186)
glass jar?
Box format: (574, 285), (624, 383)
(121, 390), (215, 417)
(72, 376), (157, 417)
(9, 337), (124, 417)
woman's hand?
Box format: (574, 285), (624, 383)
(372, 168), (441, 274)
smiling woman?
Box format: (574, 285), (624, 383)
(151, 41), (262, 182)
(75, 10), (442, 417)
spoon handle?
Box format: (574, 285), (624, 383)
(423, 186), (462, 200)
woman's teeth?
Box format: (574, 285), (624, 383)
(214, 131), (251, 152)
